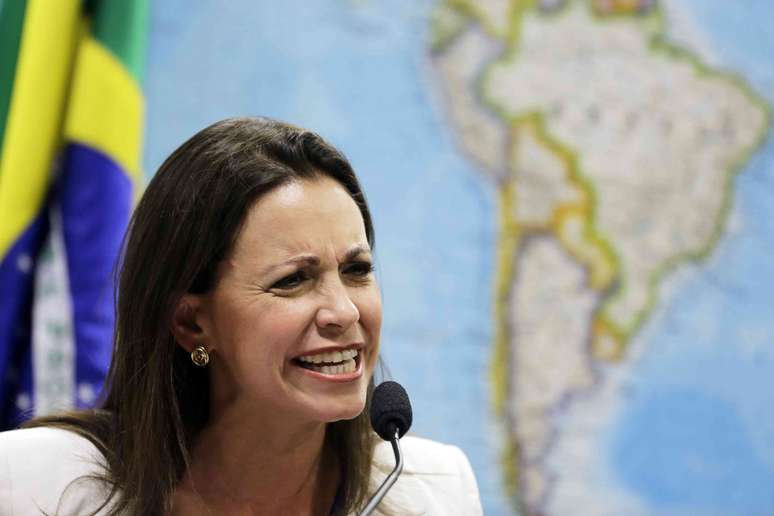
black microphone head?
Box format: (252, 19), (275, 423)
(370, 381), (413, 441)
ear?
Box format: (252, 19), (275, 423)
(171, 294), (213, 353)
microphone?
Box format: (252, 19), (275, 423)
(359, 381), (413, 516)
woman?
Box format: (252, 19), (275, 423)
(0, 117), (482, 515)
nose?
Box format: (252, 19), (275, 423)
(315, 280), (360, 332)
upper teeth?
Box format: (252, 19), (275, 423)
(298, 349), (358, 364)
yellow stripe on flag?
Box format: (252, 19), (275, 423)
(64, 36), (144, 189)
(0, 0), (80, 261)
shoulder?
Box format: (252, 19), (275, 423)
(371, 435), (483, 516)
(0, 427), (113, 515)
(374, 435), (474, 475)
(0, 425), (98, 454)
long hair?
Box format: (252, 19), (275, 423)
(25, 117), (378, 515)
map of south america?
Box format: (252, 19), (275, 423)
(429, 0), (770, 513)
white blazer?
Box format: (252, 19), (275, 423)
(0, 427), (483, 515)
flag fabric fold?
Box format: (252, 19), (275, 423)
(0, 0), (148, 429)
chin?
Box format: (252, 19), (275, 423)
(313, 394), (367, 423)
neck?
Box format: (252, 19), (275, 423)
(180, 403), (339, 515)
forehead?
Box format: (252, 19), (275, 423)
(231, 176), (369, 262)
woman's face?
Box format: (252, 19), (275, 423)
(198, 176), (382, 424)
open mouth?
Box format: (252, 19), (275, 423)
(293, 348), (362, 375)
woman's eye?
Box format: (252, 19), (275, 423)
(271, 271), (308, 290)
(343, 261), (374, 278)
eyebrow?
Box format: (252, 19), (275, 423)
(343, 244), (371, 262)
(259, 245), (371, 276)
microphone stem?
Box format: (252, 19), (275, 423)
(359, 428), (404, 516)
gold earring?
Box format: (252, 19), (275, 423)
(191, 345), (210, 367)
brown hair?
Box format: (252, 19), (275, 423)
(26, 117), (378, 515)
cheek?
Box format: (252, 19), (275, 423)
(245, 306), (309, 353)
(358, 288), (383, 342)
(212, 300), (309, 363)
